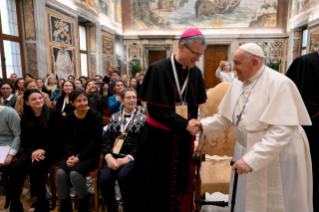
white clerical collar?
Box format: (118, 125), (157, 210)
(1, 94), (13, 102)
(246, 65), (264, 84)
(124, 108), (136, 116)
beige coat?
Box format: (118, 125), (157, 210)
(201, 66), (313, 212)
(14, 92), (51, 117)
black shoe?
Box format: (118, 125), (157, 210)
(78, 197), (89, 212)
(61, 197), (73, 212)
(9, 201), (23, 212)
(34, 199), (50, 212)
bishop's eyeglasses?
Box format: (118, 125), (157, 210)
(184, 44), (204, 57)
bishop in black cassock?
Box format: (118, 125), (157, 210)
(135, 29), (207, 212)
(286, 51), (319, 212)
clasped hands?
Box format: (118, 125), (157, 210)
(186, 119), (202, 136)
(31, 149), (46, 162)
(106, 156), (131, 171)
(66, 156), (80, 167)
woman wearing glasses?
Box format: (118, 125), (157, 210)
(0, 82), (18, 108)
(100, 88), (146, 212)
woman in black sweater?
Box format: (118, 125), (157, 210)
(56, 89), (102, 212)
(99, 88), (146, 212)
(8, 89), (64, 212)
(55, 81), (75, 116)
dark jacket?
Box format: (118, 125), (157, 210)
(20, 107), (64, 155)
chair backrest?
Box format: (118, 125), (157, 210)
(103, 116), (110, 125)
(199, 82), (236, 156)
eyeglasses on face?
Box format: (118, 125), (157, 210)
(184, 44), (204, 57)
(125, 96), (137, 100)
(1, 87), (12, 90)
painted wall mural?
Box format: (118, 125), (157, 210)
(26, 43), (38, 77)
(22, 0), (36, 40)
(46, 9), (77, 76)
(99, 0), (109, 16)
(288, 0), (319, 20)
(115, 0), (122, 23)
(50, 15), (73, 46)
(79, 0), (96, 9)
(132, 0), (278, 29)
(236, 40), (285, 73)
(128, 43), (141, 58)
(307, 26), (319, 53)
(102, 35), (114, 55)
(52, 47), (75, 80)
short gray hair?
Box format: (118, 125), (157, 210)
(179, 35), (207, 47)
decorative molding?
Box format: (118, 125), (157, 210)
(45, 1), (77, 19)
(308, 18), (319, 29)
(289, 15), (312, 30)
(101, 25), (116, 35)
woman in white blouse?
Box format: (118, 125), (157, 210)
(215, 61), (235, 83)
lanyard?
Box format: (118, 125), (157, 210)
(171, 54), (190, 101)
(121, 109), (135, 132)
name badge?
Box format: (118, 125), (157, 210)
(176, 102), (188, 120)
(113, 139), (124, 154)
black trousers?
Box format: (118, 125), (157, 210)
(8, 152), (61, 202)
(99, 154), (135, 212)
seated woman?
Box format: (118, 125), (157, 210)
(215, 61), (235, 83)
(79, 76), (87, 89)
(56, 89), (102, 212)
(14, 78), (24, 96)
(50, 79), (65, 102)
(85, 79), (108, 115)
(99, 88), (146, 212)
(0, 105), (21, 166)
(8, 89), (64, 212)
(15, 79), (51, 117)
(45, 76), (57, 94)
(0, 82), (18, 108)
(74, 79), (82, 89)
(55, 81), (75, 116)
(129, 78), (140, 93)
(36, 78), (51, 96)
(108, 79), (125, 113)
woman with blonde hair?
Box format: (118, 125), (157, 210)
(45, 76), (57, 93)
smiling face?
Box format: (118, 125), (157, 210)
(72, 93), (88, 111)
(87, 81), (98, 94)
(130, 78), (137, 88)
(113, 81), (125, 95)
(0, 84), (13, 98)
(122, 91), (137, 111)
(26, 82), (38, 90)
(179, 41), (206, 68)
(25, 93), (44, 110)
(48, 77), (56, 85)
(37, 79), (44, 89)
(63, 81), (73, 95)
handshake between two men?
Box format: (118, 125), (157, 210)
(186, 119), (203, 136)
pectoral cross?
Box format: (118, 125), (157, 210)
(235, 113), (242, 126)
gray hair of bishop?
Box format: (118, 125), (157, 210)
(178, 35), (207, 47)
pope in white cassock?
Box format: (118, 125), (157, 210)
(195, 43), (313, 212)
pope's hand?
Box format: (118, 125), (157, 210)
(186, 119), (202, 135)
(231, 158), (252, 175)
